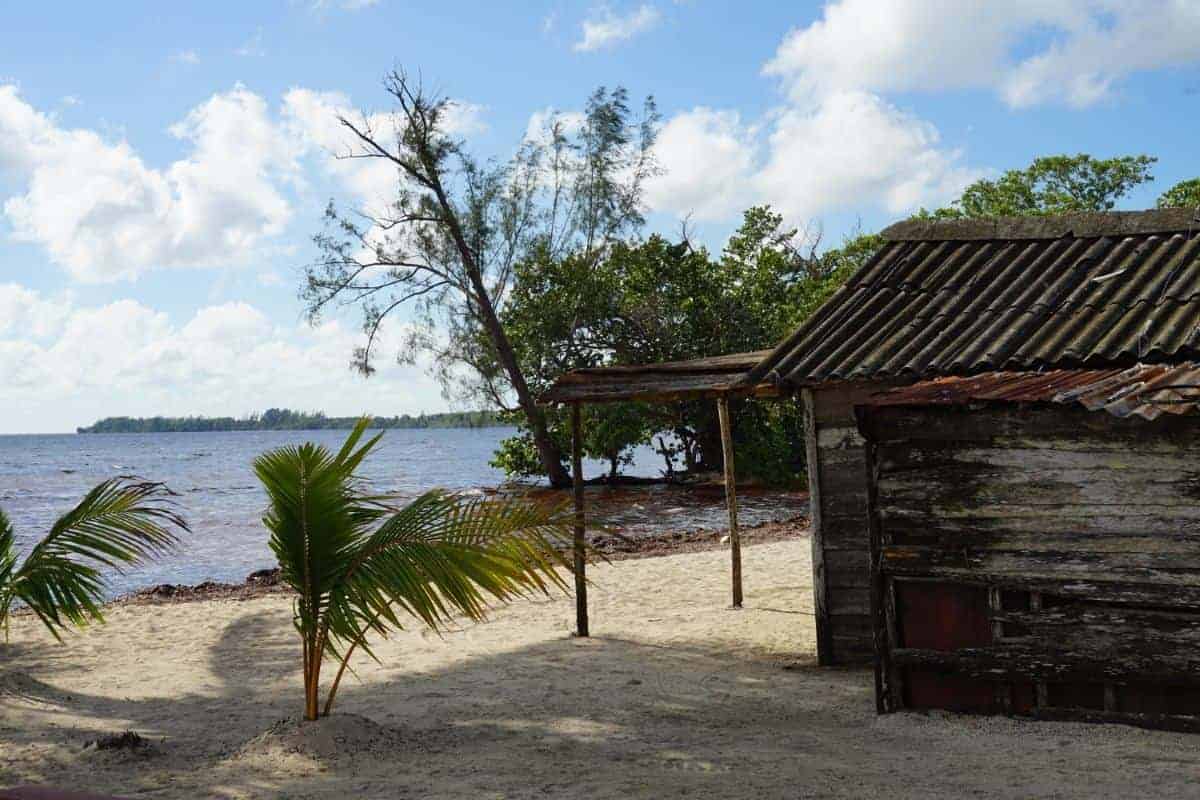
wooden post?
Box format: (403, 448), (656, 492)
(802, 388), (833, 666)
(570, 402), (589, 637)
(717, 394), (743, 609)
(863, 435), (887, 713)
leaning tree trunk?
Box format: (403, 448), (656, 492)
(467, 284), (570, 487)
(431, 180), (572, 489)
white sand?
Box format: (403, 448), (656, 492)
(3, 539), (1199, 799)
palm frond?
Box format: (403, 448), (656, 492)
(252, 418), (578, 719)
(331, 490), (574, 654)
(11, 479), (187, 639)
(0, 507), (18, 634)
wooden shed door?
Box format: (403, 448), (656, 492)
(894, 582), (998, 712)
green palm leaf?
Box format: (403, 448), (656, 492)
(2, 479), (187, 641)
(254, 418), (576, 719)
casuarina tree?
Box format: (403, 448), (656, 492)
(302, 69), (658, 487)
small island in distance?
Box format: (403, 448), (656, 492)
(77, 407), (504, 434)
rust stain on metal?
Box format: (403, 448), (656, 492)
(864, 363), (1200, 421)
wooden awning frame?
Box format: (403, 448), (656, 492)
(540, 350), (780, 405)
(542, 350), (789, 635)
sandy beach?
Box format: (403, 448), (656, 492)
(3, 536), (1200, 799)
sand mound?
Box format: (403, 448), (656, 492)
(238, 713), (408, 763)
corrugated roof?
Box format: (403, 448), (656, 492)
(863, 363), (1200, 420)
(745, 209), (1200, 389)
(540, 350), (777, 404)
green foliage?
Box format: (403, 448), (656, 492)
(489, 429), (553, 479)
(1157, 178), (1200, 209)
(0, 480), (186, 641)
(253, 418), (574, 720)
(931, 154), (1157, 218)
(78, 410), (503, 434)
(497, 206), (875, 485)
(490, 404), (653, 482)
(730, 401), (807, 488)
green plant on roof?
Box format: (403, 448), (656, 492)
(252, 418), (575, 721)
(0, 480), (187, 641)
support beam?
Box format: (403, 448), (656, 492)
(717, 394), (743, 608)
(570, 401), (589, 637)
(802, 388), (833, 666)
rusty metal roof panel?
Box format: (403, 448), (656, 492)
(746, 209), (1200, 389)
(863, 364), (1200, 421)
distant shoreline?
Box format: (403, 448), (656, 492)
(77, 409), (505, 434)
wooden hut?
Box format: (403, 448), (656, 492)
(855, 365), (1200, 731)
(741, 208), (1200, 666)
(546, 209), (1200, 666)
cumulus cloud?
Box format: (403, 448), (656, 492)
(574, 5), (661, 52)
(280, 87), (397, 210)
(0, 282), (73, 339)
(644, 108), (759, 222)
(755, 91), (979, 221)
(0, 84), (298, 282)
(280, 88), (486, 220)
(765, 0), (1200, 109)
(0, 83), (490, 283)
(646, 92), (980, 224)
(0, 286), (447, 433)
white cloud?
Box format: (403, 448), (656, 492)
(765, 0), (1200, 109)
(644, 108), (758, 222)
(281, 88), (398, 212)
(282, 88), (488, 211)
(574, 5), (661, 52)
(0, 83), (490, 283)
(0, 282), (73, 339)
(524, 107), (587, 145)
(0, 84), (298, 282)
(756, 91), (979, 220)
(441, 101), (488, 137)
(0, 287), (447, 433)
(646, 92), (979, 225)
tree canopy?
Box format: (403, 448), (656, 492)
(1157, 178), (1200, 210)
(932, 154), (1157, 217)
(78, 410), (502, 434)
(493, 208), (879, 484)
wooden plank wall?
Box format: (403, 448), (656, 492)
(860, 402), (1200, 730)
(804, 384), (884, 666)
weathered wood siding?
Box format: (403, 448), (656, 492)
(804, 384), (885, 666)
(860, 403), (1200, 730)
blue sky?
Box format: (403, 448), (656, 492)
(2, 1), (1199, 433)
